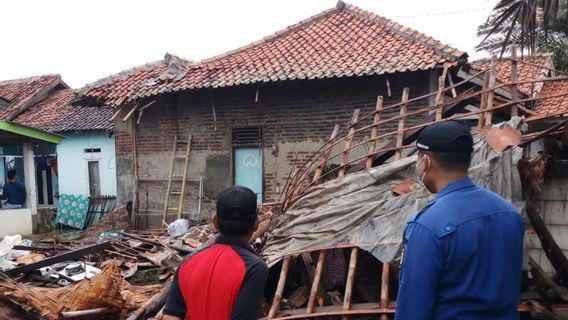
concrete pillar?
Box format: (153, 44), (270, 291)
(22, 143), (37, 215)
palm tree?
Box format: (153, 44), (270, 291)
(477, 0), (568, 57)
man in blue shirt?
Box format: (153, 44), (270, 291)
(396, 121), (524, 320)
(1, 170), (26, 209)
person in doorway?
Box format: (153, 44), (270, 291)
(163, 185), (268, 320)
(1, 170), (26, 209)
(395, 121), (524, 320)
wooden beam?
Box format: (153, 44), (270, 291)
(60, 308), (118, 319)
(268, 256), (292, 319)
(110, 107), (122, 121)
(526, 203), (568, 284)
(312, 124), (341, 184)
(447, 72), (458, 98)
(307, 250), (326, 314)
(338, 109), (360, 178)
(434, 66), (448, 121)
(212, 104), (218, 132)
(366, 96), (383, 169)
(485, 56), (497, 126)
(511, 46), (519, 117)
(122, 105), (138, 122)
(3, 242), (111, 277)
(477, 70), (491, 130)
(342, 247), (358, 320)
(395, 88), (409, 160)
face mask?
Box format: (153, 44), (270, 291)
(416, 155), (431, 188)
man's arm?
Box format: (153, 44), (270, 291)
(230, 261), (269, 320)
(395, 223), (443, 320)
(162, 270), (186, 319)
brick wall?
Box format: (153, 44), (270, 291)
(115, 71), (434, 226)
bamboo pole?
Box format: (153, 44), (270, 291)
(380, 263), (390, 320)
(177, 134), (192, 219)
(307, 250), (326, 314)
(268, 256), (292, 319)
(60, 308), (117, 319)
(365, 96), (383, 169)
(338, 109), (361, 178)
(313, 125), (341, 183)
(435, 75), (445, 121)
(342, 247), (359, 320)
(395, 88), (409, 160)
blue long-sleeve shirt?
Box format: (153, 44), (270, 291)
(396, 178), (524, 320)
(2, 181), (26, 206)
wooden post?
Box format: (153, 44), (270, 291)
(342, 247), (358, 320)
(162, 135), (178, 224)
(268, 256), (292, 319)
(313, 124), (341, 184)
(434, 66), (448, 121)
(365, 96), (383, 169)
(301, 253), (327, 306)
(485, 56), (497, 126)
(338, 109), (361, 178)
(395, 88), (409, 160)
(510, 46), (519, 117)
(380, 263), (390, 320)
(307, 250), (326, 314)
(447, 72), (458, 98)
(477, 70), (491, 130)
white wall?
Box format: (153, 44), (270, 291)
(57, 132), (117, 196)
(0, 209), (32, 237)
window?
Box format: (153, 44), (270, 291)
(87, 161), (101, 195)
(84, 148), (101, 153)
(232, 127), (263, 146)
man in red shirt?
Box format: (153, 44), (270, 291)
(163, 186), (268, 320)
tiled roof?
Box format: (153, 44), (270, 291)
(0, 75), (61, 119)
(533, 80), (568, 116)
(12, 89), (114, 133)
(470, 55), (553, 96)
(79, 1), (466, 107)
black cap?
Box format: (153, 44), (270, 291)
(216, 186), (258, 221)
(416, 121), (474, 154)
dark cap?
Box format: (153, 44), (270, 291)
(416, 121), (474, 154)
(216, 185), (258, 221)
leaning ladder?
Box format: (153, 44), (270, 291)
(162, 134), (192, 225)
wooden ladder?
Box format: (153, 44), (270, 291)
(162, 134), (192, 225)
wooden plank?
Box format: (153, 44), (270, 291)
(122, 104), (138, 122)
(485, 56), (497, 126)
(307, 250), (326, 314)
(60, 307), (118, 319)
(162, 135), (179, 224)
(511, 46), (519, 117)
(312, 124), (341, 184)
(301, 253), (326, 306)
(268, 256), (292, 319)
(528, 256), (568, 302)
(177, 135), (192, 219)
(4, 242), (111, 277)
(526, 203), (568, 284)
(110, 107), (122, 121)
(477, 70), (491, 130)
(366, 96), (383, 169)
(342, 247), (358, 320)
(380, 263), (390, 320)
(338, 109), (360, 178)
(395, 88), (409, 160)
(125, 280), (172, 320)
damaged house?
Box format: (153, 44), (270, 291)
(74, 1), (467, 228)
(0, 75), (117, 233)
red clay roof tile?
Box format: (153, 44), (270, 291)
(78, 1), (466, 107)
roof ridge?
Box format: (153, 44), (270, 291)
(0, 74), (60, 86)
(201, 1), (465, 65)
(77, 59), (167, 92)
(340, 2), (465, 61)
(471, 52), (555, 64)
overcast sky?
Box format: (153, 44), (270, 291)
(1, 0), (497, 88)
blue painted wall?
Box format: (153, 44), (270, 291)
(57, 132), (117, 196)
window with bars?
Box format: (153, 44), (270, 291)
(232, 127), (263, 146)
